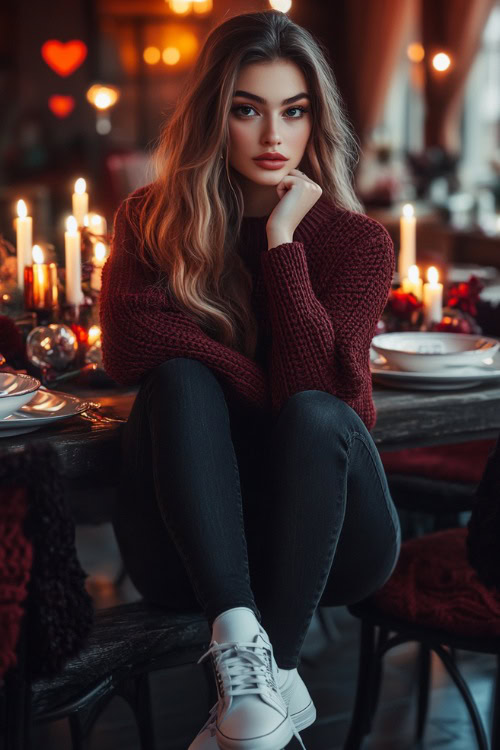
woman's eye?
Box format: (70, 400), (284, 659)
(231, 105), (309, 118)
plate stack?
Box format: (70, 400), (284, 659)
(370, 332), (500, 391)
(0, 372), (97, 437)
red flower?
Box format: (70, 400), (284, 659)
(446, 275), (484, 317)
(387, 289), (423, 320)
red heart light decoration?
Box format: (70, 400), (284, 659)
(48, 95), (75, 118)
(41, 40), (87, 77)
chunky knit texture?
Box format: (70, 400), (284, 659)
(372, 528), (500, 637)
(100, 185), (395, 429)
(0, 484), (32, 680)
(0, 445), (94, 680)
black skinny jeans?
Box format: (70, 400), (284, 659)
(112, 357), (401, 669)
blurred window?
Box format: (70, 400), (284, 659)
(460, 4), (500, 188)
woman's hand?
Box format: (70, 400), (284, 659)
(266, 169), (322, 247)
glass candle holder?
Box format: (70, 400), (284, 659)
(24, 263), (59, 311)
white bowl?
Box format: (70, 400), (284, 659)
(0, 372), (41, 419)
(371, 332), (500, 373)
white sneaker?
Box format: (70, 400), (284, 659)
(188, 624), (308, 750)
(188, 668), (316, 749)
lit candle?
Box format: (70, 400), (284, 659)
(87, 325), (101, 346)
(85, 212), (107, 237)
(25, 245), (58, 310)
(399, 203), (416, 281)
(90, 241), (107, 291)
(72, 178), (88, 228)
(401, 264), (423, 301)
(16, 200), (33, 290)
(422, 266), (443, 328)
(64, 216), (84, 306)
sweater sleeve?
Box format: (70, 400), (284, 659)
(99, 199), (270, 411)
(259, 220), (394, 427)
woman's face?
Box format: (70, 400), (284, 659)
(227, 59), (312, 194)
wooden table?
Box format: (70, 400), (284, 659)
(2, 379), (500, 522)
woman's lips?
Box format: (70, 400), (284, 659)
(253, 159), (288, 170)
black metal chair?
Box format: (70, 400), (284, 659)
(344, 436), (500, 750)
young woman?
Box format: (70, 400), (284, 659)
(100, 9), (401, 750)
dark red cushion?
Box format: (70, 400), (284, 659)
(379, 440), (496, 483)
(372, 528), (500, 637)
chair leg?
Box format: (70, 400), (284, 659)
(116, 673), (156, 750)
(416, 645), (431, 741)
(68, 714), (92, 750)
(343, 619), (379, 750)
(366, 627), (389, 733)
(433, 644), (489, 750)
(491, 655), (500, 750)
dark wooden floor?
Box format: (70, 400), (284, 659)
(31, 522), (496, 750)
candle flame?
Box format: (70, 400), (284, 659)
(87, 325), (101, 345)
(91, 214), (102, 227)
(66, 215), (78, 233)
(32, 245), (44, 264)
(75, 178), (86, 195)
(427, 266), (439, 284)
(94, 242), (107, 262)
(432, 52), (451, 72)
(408, 265), (420, 282)
(402, 203), (414, 218)
(17, 200), (27, 218)
(83, 214), (89, 226)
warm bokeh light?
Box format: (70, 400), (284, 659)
(144, 46), (161, 65)
(427, 266), (439, 284)
(168, 0), (191, 13)
(162, 47), (181, 65)
(66, 216), (78, 233)
(87, 325), (101, 346)
(407, 42), (425, 63)
(32, 245), (44, 264)
(192, 0), (212, 13)
(408, 265), (420, 282)
(86, 84), (120, 111)
(175, 31), (199, 59)
(402, 203), (414, 218)
(94, 242), (107, 262)
(432, 52), (451, 72)
(17, 199), (27, 219)
(166, 0), (212, 12)
(75, 178), (86, 195)
(269, 0), (292, 11)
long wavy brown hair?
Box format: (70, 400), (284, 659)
(125, 9), (363, 360)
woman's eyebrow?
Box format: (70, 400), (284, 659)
(233, 90), (310, 105)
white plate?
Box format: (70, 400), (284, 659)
(0, 371), (41, 420)
(0, 387), (99, 437)
(370, 348), (500, 391)
(371, 332), (500, 372)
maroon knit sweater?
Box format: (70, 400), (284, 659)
(100, 185), (394, 429)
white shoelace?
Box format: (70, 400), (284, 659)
(197, 638), (307, 749)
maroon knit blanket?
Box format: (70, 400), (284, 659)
(0, 444), (94, 681)
(0, 484), (32, 680)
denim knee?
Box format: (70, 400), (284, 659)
(147, 356), (212, 382)
(279, 390), (365, 437)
